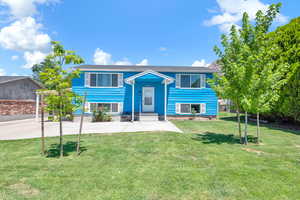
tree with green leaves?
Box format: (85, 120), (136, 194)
(239, 3), (287, 143)
(269, 17), (300, 123)
(210, 3), (287, 144)
(210, 25), (251, 144)
(32, 57), (56, 84)
(39, 41), (84, 157)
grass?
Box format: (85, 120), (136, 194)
(1, 113), (300, 200)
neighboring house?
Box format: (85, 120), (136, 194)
(72, 65), (219, 121)
(0, 76), (43, 116)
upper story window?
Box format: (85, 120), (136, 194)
(85, 72), (123, 88)
(176, 74), (206, 89)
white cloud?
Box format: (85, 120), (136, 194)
(136, 59), (149, 66)
(11, 55), (19, 60)
(93, 48), (149, 66)
(204, 0), (288, 32)
(159, 47), (167, 51)
(93, 48), (112, 65)
(192, 59), (210, 67)
(114, 60), (132, 65)
(22, 51), (47, 68)
(0, 0), (57, 72)
(0, 68), (6, 75)
(0, 0), (58, 19)
(0, 17), (51, 52)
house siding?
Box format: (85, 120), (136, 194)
(72, 71), (218, 116)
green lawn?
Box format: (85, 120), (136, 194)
(1, 115), (300, 200)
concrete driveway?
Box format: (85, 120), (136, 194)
(0, 119), (182, 140)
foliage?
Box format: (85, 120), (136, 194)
(209, 24), (250, 142)
(268, 17), (300, 122)
(92, 109), (112, 122)
(32, 57), (56, 85)
(39, 41), (84, 119)
(210, 3), (287, 143)
(240, 4), (287, 115)
(39, 41), (84, 157)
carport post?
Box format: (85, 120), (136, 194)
(132, 80), (135, 122)
(164, 80), (167, 121)
(35, 92), (40, 121)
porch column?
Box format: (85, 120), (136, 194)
(132, 80), (135, 122)
(35, 92), (40, 121)
(164, 80), (167, 121)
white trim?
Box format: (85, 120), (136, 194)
(142, 87), (155, 112)
(132, 81), (135, 121)
(175, 103), (180, 114)
(35, 93), (39, 121)
(175, 74), (180, 88)
(177, 74), (206, 89)
(88, 102), (122, 114)
(164, 80), (167, 121)
(176, 103), (206, 114)
(125, 70), (174, 85)
(85, 72), (90, 87)
(88, 72), (123, 88)
(200, 74), (206, 88)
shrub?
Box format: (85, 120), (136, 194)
(92, 110), (112, 122)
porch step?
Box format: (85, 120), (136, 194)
(139, 113), (159, 121)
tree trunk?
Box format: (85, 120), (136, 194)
(41, 95), (45, 155)
(244, 111), (248, 145)
(256, 112), (260, 144)
(237, 109), (242, 144)
(59, 92), (63, 158)
(77, 93), (86, 155)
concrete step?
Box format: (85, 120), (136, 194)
(139, 113), (159, 121)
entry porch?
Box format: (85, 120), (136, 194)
(125, 70), (174, 121)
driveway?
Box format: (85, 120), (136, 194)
(0, 119), (182, 140)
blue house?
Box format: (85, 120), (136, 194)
(72, 65), (219, 121)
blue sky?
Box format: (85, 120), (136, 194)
(0, 0), (298, 76)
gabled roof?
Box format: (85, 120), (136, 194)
(0, 76), (44, 88)
(74, 65), (219, 73)
(0, 76), (29, 84)
(125, 70), (174, 85)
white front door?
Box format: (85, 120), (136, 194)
(142, 87), (155, 112)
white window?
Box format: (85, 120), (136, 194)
(176, 103), (206, 114)
(85, 72), (123, 88)
(89, 102), (122, 114)
(176, 74), (206, 89)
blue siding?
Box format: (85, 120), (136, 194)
(72, 71), (218, 116)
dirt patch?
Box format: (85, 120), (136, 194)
(242, 148), (264, 155)
(8, 183), (39, 197)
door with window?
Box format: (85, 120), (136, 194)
(142, 87), (155, 112)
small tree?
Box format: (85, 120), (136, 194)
(210, 25), (250, 143)
(39, 41), (84, 157)
(211, 3), (287, 144)
(239, 4), (287, 143)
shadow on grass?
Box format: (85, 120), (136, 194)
(220, 116), (300, 135)
(192, 132), (257, 144)
(46, 141), (87, 158)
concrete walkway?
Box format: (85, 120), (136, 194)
(0, 119), (182, 140)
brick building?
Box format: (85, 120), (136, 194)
(0, 76), (43, 116)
